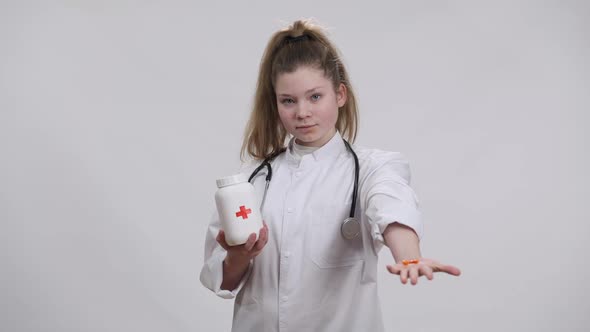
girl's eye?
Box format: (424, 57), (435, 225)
(281, 98), (295, 105)
(311, 94), (321, 101)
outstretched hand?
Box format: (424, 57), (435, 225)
(386, 258), (461, 285)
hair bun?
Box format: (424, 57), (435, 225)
(291, 20), (308, 33)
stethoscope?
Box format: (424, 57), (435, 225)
(248, 138), (361, 240)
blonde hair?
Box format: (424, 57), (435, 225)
(241, 19), (359, 161)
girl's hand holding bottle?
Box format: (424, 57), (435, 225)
(216, 221), (269, 267)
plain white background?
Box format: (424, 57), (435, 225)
(1, 1), (588, 331)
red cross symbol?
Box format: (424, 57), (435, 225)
(235, 205), (252, 220)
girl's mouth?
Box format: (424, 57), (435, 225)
(297, 124), (316, 129)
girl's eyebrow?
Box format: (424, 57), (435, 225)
(277, 86), (324, 97)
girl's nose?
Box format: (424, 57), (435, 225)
(296, 102), (312, 118)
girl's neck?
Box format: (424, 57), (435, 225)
(292, 139), (320, 158)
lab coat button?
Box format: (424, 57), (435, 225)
(287, 208), (293, 213)
(282, 296), (288, 302)
(284, 251), (290, 258)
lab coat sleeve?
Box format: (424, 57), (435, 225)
(362, 154), (423, 252)
(199, 210), (253, 299)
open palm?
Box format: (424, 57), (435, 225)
(387, 258), (461, 285)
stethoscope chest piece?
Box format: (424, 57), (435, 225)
(341, 217), (361, 240)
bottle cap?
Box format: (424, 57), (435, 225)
(216, 173), (248, 188)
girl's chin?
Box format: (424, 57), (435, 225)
(292, 128), (335, 147)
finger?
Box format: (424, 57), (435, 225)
(250, 247), (261, 256)
(419, 264), (434, 280)
(434, 263), (462, 276)
(409, 266), (419, 285)
(216, 230), (230, 251)
(400, 268), (409, 284)
(263, 221), (270, 244)
(254, 225), (267, 251)
(387, 264), (402, 275)
(244, 233), (257, 251)
(261, 223), (269, 245)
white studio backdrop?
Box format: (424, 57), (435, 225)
(1, 1), (588, 331)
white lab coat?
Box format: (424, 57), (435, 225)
(200, 132), (423, 332)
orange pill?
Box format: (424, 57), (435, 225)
(402, 259), (419, 266)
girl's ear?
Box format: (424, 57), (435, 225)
(336, 83), (347, 108)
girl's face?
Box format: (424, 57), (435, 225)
(275, 66), (347, 147)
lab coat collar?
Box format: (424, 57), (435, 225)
(286, 131), (347, 166)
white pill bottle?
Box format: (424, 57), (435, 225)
(215, 174), (263, 246)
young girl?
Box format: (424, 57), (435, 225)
(200, 19), (460, 332)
